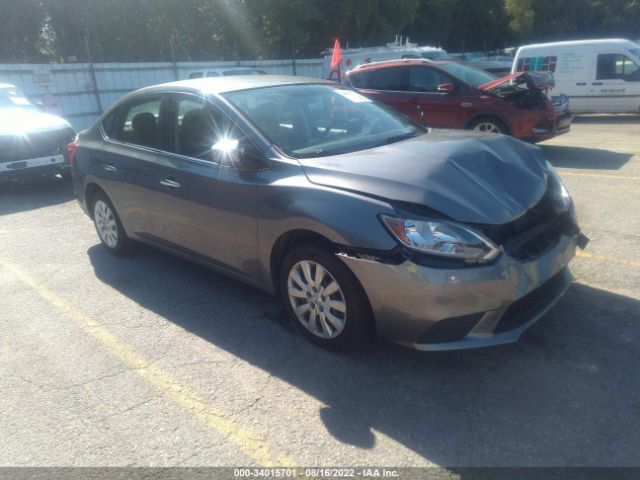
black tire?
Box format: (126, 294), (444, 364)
(467, 116), (509, 135)
(279, 242), (373, 349)
(91, 191), (133, 255)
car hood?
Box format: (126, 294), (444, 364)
(479, 71), (555, 92)
(298, 130), (549, 225)
(0, 107), (72, 136)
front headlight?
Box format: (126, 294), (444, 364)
(546, 161), (572, 212)
(380, 215), (500, 264)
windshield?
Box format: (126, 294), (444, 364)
(630, 48), (640, 59)
(223, 84), (423, 158)
(0, 86), (34, 109)
(438, 62), (497, 87)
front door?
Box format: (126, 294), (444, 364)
(587, 53), (640, 113)
(406, 66), (465, 128)
(148, 93), (262, 280)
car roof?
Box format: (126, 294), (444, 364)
(135, 75), (331, 96)
(350, 58), (432, 71)
(518, 38), (637, 49)
(0, 83), (17, 89)
(349, 58), (459, 73)
(190, 67), (265, 73)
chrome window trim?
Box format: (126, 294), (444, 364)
(98, 90), (271, 170)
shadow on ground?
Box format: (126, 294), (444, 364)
(0, 176), (74, 216)
(87, 244), (640, 466)
(540, 145), (633, 170)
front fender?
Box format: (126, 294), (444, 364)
(256, 163), (398, 292)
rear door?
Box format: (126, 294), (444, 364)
(147, 92), (262, 280)
(587, 52), (640, 113)
(97, 94), (170, 237)
(347, 67), (413, 119)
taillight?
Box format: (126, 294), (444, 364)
(67, 137), (79, 165)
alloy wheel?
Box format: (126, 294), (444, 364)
(94, 200), (119, 248)
(287, 260), (347, 339)
(473, 121), (502, 134)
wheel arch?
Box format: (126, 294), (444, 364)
(84, 182), (107, 219)
(269, 229), (337, 296)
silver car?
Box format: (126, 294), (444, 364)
(72, 76), (588, 351)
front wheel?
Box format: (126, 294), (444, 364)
(92, 192), (133, 255)
(468, 117), (508, 135)
(279, 243), (373, 349)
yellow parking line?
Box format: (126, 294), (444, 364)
(576, 250), (640, 269)
(0, 256), (296, 467)
(557, 171), (640, 181)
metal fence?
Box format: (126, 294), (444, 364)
(0, 59), (323, 131)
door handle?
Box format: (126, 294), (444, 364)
(160, 178), (181, 188)
(102, 163), (118, 172)
(576, 82), (586, 86)
(592, 82), (603, 85)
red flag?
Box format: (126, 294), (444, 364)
(330, 38), (342, 68)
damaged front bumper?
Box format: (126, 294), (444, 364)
(338, 232), (584, 351)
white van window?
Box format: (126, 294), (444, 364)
(596, 54), (640, 81)
(516, 56), (557, 72)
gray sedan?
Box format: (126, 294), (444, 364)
(71, 76), (587, 350)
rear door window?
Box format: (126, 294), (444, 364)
(596, 54), (640, 81)
(106, 97), (162, 149)
(409, 67), (451, 92)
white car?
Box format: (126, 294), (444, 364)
(187, 67), (267, 79)
(0, 83), (75, 182)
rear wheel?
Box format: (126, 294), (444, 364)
(280, 243), (372, 349)
(468, 117), (508, 135)
(92, 192), (133, 255)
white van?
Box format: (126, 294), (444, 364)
(512, 39), (640, 113)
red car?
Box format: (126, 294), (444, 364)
(344, 59), (572, 142)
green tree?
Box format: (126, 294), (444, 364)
(0, 0), (48, 62)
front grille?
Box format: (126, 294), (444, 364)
(477, 184), (577, 261)
(0, 127), (75, 163)
(494, 269), (567, 333)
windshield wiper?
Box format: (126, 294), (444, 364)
(372, 131), (420, 148)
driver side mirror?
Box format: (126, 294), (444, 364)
(437, 83), (456, 94)
(211, 138), (265, 170)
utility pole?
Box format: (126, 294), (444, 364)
(84, 1), (102, 113)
